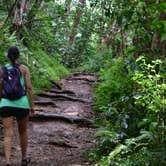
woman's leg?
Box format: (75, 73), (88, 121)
(16, 116), (29, 160)
(2, 116), (14, 164)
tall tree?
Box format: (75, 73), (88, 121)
(76, 8), (95, 58)
(68, 0), (86, 46)
(0, 0), (18, 30)
(12, 0), (45, 39)
(26, 0), (44, 30)
(13, 0), (30, 39)
(64, 0), (72, 38)
(151, 11), (166, 56)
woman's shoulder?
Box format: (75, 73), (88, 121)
(19, 64), (29, 74)
(0, 64), (9, 75)
(20, 64), (29, 70)
(0, 67), (2, 76)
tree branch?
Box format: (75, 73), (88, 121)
(0, 0), (18, 30)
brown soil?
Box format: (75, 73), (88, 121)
(0, 73), (98, 166)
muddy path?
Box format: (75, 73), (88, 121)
(0, 73), (98, 166)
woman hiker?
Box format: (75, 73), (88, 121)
(0, 46), (35, 166)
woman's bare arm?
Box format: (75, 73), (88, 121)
(0, 69), (2, 98)
(20, 65), (35, 114)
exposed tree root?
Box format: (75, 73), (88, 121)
(37, 92), (91, 103)
(50, 80), (62, 89)
(48, 138), (79, 148)
(34, 101), (57, 106)
(66, 77), (96, 83)
(47, 89), (76, 96)
(30, 112), (94, 127)
(71, 72), (99, 77)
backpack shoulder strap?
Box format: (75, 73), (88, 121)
(1, 66), (7, 73)
(1, 66), (8, 80)
(14, 63), (22, 69)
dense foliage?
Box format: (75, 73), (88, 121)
(88, 1), (166, 165)
(0, 0), (166, 165)
(0, 28), (68, 94)
(0, 0), (69, 93)
(91, 56), (166, 165)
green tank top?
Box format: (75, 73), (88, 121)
(0, 64), (30, 109)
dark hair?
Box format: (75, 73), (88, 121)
(7, 46), (20, 65)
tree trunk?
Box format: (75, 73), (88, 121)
(26, 0), (44, 30)
(75, 24), (93, 64)
(160, 10), (166, 56)
(13, 0), (43, 39)
(104, 21), (113, 48)
(162, 39), (166, 56)
(97, 21), (105, 52)
(120, 28), (125, 57)
(68, 0), (86, 46)
(0, 0), (18, 30)
(64, 0), (72, 38)
(151, 11), (166, 57)
(13, 0), (29, 39)
(103, 22), (121, 57)
(76, 8), (95, 61)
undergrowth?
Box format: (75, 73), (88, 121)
(0, 29), (69, 94)
(89, 55), (166, 166)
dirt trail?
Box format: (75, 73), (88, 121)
(0, 73), (98, 166)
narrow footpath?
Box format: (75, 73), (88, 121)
(0, 72), (98, 166)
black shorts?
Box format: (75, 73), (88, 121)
(0, 107), (29, 119)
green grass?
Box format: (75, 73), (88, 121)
(27, 49), (69, 94)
